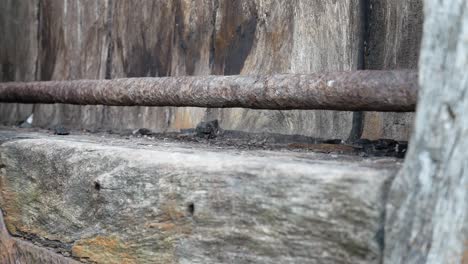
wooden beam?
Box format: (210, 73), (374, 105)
(384, 0), (468, 263)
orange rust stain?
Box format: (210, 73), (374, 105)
(170, 109), (201, 130)
(267, 30), (287, 53)
(462, 241), (468, 264)
(72, 236), (136, 264)
(0, 175), (22, 235)
(153, 200), (193, 235)
(0, 175), (54, 239)
(160, 200), (186, 221)
(145, 222), (176, 231)
(0, 225), (18, 263)
(215, 31), (232, 52)
(171, 116), (194, 130)
(361, 112), (384, 140)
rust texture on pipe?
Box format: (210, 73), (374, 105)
(0, 70), (418, 112)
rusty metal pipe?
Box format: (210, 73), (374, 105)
(0, 70), (418, 112)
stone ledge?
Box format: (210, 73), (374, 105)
(0, 129), (401, 263)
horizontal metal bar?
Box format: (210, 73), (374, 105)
(0, 70), (418, 112)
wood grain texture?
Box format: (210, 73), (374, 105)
(384, 0), (468, 262)
(0, 0), (362, 139)
(206, 0), (361, 139)
(362, 0), (423, 140)
(32, 0), (112, 131)
(0, 0), (423, 140)
(1, 208), (79, 264)
(0, 0), (36, 124)
(0, 130), (400, 263)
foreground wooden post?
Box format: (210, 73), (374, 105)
(384, 0), (468, 263)
(0, 71), (417, 112)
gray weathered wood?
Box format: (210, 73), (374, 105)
(0, 0), (36, 125)
(0, 0), (424, 139)
(362, 0), (423, 140)
(384, 0), (468, 262)
(32, 0), (112, 131)
(0, 0), (363, 139)
(0, 130), (400, 263)
(206, 0), (361, 138)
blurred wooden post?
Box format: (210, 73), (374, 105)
(384, 1), (468, 263)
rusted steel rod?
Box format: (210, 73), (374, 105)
(0, 70), (417, 112)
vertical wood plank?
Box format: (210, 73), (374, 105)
(384, 0), (468, 262)
(362, 0), (423, 140)
(207, 0), (362, 139)
(33, 0), (111, 131)
(0, 0), (37, 125)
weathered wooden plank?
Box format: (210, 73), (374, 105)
(0, 0), (36, 124)
(362, 0), (423, 140)
(32, 0), (112, 131)
(103, 0), (214, 132)
(208, 0), (362, 139)
(384, 0), (468, 262)
(1, 0), (365, 139)
(0, 130), (400, 263)
(102, 0), (364, 138)
(0, 0), (423, 140)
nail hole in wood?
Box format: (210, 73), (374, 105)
(187, 202), (195, 215)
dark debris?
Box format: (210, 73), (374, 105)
(132, 120), (408, 158)
(53, 126), (70, 136)
(195, 120), (220, 139)
(132, 128), (153, 136)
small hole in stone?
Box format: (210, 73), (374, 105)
(94, 182), (101, 191)
(187, 203), (195, 215)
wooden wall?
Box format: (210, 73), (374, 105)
(0, 0), (423, 140)
(362, 0), (423, 140)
